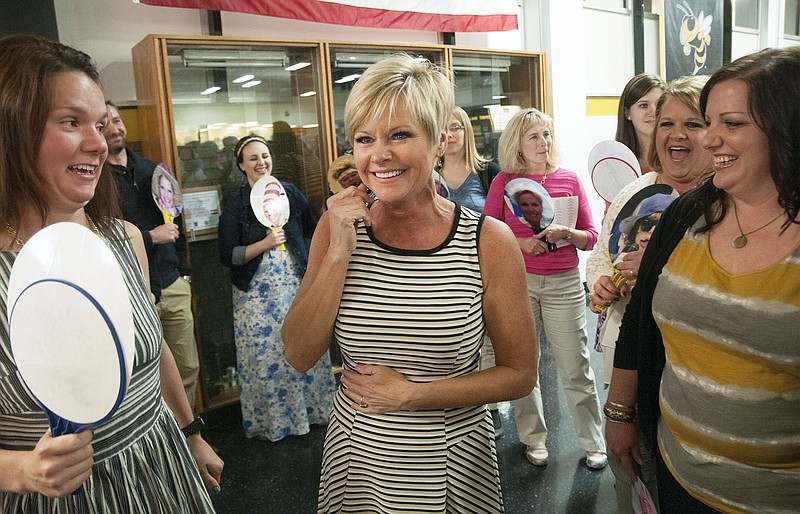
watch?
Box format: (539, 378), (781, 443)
(181, 415), (205, 438)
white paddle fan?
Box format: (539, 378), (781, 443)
(7, 223), (135, 436)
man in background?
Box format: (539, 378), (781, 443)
(104, 101), (200, 409)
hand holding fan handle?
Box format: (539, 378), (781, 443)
(272, 227), (285, 251)
(595, 268), (629, 313)
(540, 236), (558, 253)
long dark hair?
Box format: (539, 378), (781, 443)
(0, 34), (120, 236)
(695, 46), (800, 233)
(615, 73), (665, 159)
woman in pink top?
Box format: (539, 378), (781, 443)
(483, 108), (607, 470)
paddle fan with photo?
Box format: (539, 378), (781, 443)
(6, 222), (135, 492)
(504, 177), (558, 253)
(588, 140), (641, 204)
(596, 183), (677, 312)
(151, 162), (183, 224)
(250, 175), (290, 251)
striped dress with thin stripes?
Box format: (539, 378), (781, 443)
(318, 205), (503, 513)
(0, 220), (214, 513)
(653, 217), (800, 513)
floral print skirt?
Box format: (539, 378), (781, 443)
(233, 249), (336, 441)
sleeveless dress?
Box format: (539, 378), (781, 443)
(0, 220), (214, 513)
(318, 205), (503, 513)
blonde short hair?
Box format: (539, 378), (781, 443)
(344, 54), (454, 145)
(497, 108), (561, 174)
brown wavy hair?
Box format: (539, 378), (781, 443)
(693, 46), (800, 233)
(0, 34), (120, 236)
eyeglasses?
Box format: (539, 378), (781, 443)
(636, 217), (659, 233)
(447, 124), (465, 132)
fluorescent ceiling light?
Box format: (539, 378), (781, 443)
(244, 121), (259, 127)
(492, 95), (507, 99)
(201, 86), (221, 95)
(232, 74), (255, 83)
(453, 56), (512, 73)
(241, 80), (261, 88)
(300, 91), (316, 97)
(334, 73), (361, 84)
(285, 62), (311, 71)
(182, 49), (287, 68)
(302, 124), (319, 129)
(335, 52), (382, 63)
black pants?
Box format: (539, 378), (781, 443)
(656, 453), (720, 513)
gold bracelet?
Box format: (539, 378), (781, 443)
(603, 403), (635, 423)
(607, 401), (635, 412)
(605, 417), (633, 425)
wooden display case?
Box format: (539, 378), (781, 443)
(131, 34), (547, 412)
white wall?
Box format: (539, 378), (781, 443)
(583, 6), (635, 96)
(54, 0), (205, 104)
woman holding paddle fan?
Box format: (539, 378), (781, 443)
(586, 75), (712, 512)
(218, 135), (335, 443)
(483, 108), (607, 470)
(607, 47), (800, 512)
(0, 35), (221, 511)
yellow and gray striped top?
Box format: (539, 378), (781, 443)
(653, 217), (800, 513)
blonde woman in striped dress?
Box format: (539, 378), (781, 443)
(283, 54), (537, 513)
(606, 47), (800, 513)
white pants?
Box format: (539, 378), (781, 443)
(513, 268), (605, 452)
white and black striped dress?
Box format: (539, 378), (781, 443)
(319, 206), (503, 513)
(0, 220), (214, 513)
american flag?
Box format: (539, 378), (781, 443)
(134, 0), (519, 32)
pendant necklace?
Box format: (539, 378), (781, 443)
(731, 202), (784, 249)
(536, 171), (549, 186)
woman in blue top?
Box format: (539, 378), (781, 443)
(218, 135), (336, 442)
(439, 106), (499, 213)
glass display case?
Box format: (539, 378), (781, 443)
(451, 49), (546, 163)
(132, 35), (546, 411)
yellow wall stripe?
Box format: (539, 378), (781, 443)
(586, 96), (619, 117)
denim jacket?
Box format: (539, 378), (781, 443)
(218, 181), (316, 291)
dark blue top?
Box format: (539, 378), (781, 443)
(110, 148), (189, 302)
(218, 181), (316, 291)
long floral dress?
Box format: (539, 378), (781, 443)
(233, 248), (336, 442)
